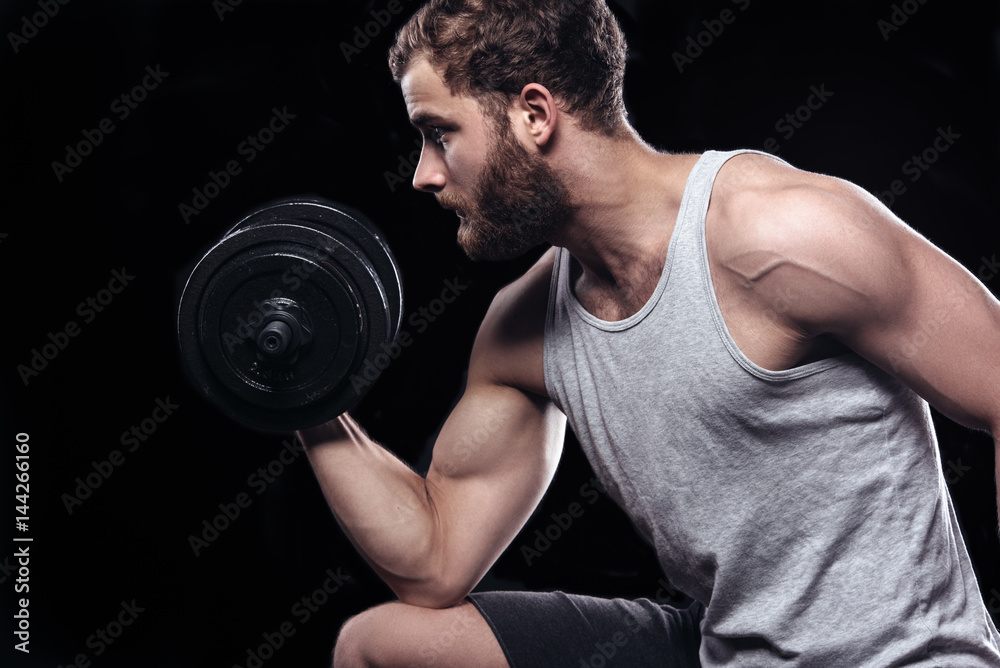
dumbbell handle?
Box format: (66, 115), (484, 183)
(258, 320), (293, 358)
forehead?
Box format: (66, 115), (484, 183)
(401, 57), (484, 125)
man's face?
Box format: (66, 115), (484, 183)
(401, 58), (573, 261)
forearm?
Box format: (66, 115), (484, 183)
(297, 415), (444, 598)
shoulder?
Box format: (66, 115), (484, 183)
(467, 247), (558, 397)
(708, 152), (922, 335)
(711, 152), (893, 245)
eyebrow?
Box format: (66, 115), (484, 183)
(410, 113), (448, 128)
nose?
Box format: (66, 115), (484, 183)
(413, 144), (446, 192)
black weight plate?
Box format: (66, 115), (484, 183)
(235, 200), (402, 345)
(228, 197), (403, 344)
(198, 245), (362, 408)
(178, 220), (393, 431)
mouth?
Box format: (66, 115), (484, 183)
(437, 198), (467, 222)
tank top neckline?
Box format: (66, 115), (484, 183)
(556, 150), (714, 332)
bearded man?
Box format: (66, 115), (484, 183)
(298, 1), (1000, 665)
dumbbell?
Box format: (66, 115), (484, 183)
(177, 197), (403, 432)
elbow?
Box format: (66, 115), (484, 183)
(391, 574), (475, 610)
(396, 590), (469, 610)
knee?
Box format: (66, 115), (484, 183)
(332, 602), (406, 668)
(332, 599), (502, 668)
(333, 607), (375, 668)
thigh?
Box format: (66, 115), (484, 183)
(335, 599), (509, 668)
(468, 590), (705, 668)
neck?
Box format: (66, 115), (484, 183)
(546, 127), (699, 295)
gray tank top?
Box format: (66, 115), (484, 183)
(542, 149), (1000, 666)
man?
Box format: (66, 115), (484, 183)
(298, 0), (1000, 665)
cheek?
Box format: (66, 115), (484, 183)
(446, 153), (481, 191)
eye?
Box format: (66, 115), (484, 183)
(428, 126), (448, 146)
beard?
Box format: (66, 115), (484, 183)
(440, 118), (574, 262)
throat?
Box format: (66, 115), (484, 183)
(570, 253), (666, 321)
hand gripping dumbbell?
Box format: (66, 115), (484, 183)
(177, 197), (403, 432)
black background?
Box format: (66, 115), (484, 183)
(2, 0), (999, 666)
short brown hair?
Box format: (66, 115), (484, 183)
(388, 0), (629, 135)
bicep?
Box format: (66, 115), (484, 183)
(421, 378), (565, 595)
(430, 379), (564, 536)
(418, 263), (566, 596)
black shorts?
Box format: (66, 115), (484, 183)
(467, 590), (705, 668)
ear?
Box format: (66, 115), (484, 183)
(513, 83), (559, 147)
